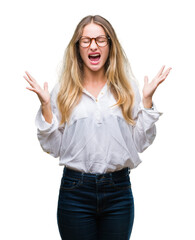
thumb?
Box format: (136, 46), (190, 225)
(44, 82), (48, 91)
(144, 76), (149, 85)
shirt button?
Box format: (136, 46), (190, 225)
(95, 99), (98, 102)
(101, 92), (103, 95)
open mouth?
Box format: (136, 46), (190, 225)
(88, 54), (101, 62)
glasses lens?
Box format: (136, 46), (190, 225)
(79, 37), (91, 47)
(96, 37), (108, 47)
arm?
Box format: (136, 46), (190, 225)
(24, 72), (63, 157)
(24, 71), (53, 123)
(35, 84), (63, 157)
(142, 65), (172, 108)
(131, 65), (171, 153)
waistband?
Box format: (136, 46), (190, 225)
(63, 167), (130, 180)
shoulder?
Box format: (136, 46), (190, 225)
(130, 78), (140, 94)
(50, 82), (60, 107)
(51, 82), (60, 96)
(128, 78), (141, 104)
(51, 82), (60, 97)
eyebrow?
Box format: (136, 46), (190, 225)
(80, 35), (107, 38)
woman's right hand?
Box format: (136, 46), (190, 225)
(23, 71), (50, 106)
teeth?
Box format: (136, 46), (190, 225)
(89, 54), (100, 57)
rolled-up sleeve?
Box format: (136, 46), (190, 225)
(35, 83), (64, 158)
(130, 79), (162, 153)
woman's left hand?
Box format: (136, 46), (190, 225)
(142, 65), (172, 108)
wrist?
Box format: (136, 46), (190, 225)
(41, 101), (51, 108)
(142, 97), (153, 109)
(41, 102), (53, 124)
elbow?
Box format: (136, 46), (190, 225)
(135, 142), (149, 153)
(37, 130), (62, 159)
(133, 120), (158, 153)
(39, 144), (59, 158)
(49, 151), (60, 158)
(133, 131), (156, 153)
(42, 147), (60, 158)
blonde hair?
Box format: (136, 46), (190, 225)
(57, 15), (136, 125)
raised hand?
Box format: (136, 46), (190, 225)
(23, 71), (50, 106)
(142, 65), (172, 108)
(24, 71), (53, 123)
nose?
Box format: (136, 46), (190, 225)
(90, 39), (98, 49)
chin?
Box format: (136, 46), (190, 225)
(84, 63), (104, 73)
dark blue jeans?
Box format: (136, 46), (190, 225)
(57, 167), (134, 240)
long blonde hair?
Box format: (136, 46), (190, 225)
(57, 15), (136, 125)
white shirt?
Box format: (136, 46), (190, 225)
(35, 80), (162, 174)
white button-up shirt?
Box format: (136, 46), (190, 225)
(35, 80), (162, 174)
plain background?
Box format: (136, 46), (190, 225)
(1, 0), (195, 239)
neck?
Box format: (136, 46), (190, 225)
(83, 67), (107, 86)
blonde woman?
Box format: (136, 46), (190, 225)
(24, 15), (171, 240)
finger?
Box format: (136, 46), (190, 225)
(157, 69), (172, 85)
(23, 75), (33, 84)
(25, 71), (36, 83)
(26, 86), (37, 93)
(44, 82), (48, 91)
(144, 76), (149, 85)
(158, 78), (166, 85)
(155, 65), (165, 78)
(23, 75), (36, 88)
(160, 67), (172, 80)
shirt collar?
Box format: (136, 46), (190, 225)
(82, 80), (108, 98)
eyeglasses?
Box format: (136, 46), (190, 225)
(79, 35), (110, 48)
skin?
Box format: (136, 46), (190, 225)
(23, 23), (172, 123)
(24, 72), (52, 123)
(79, 23), (109, 97)
(79, 23), (109, 76)
(143, 65), (172, 108)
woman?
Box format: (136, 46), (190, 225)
(24, 15), (171, 240)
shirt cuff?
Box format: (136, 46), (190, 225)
(137, 101), (163, 131)
(140, 101), (163, 116)
(35, 107), (58, 132)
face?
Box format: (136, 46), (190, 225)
(79, 23), (110, 74)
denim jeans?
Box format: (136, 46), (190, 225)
(57, 167), (134, 240)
